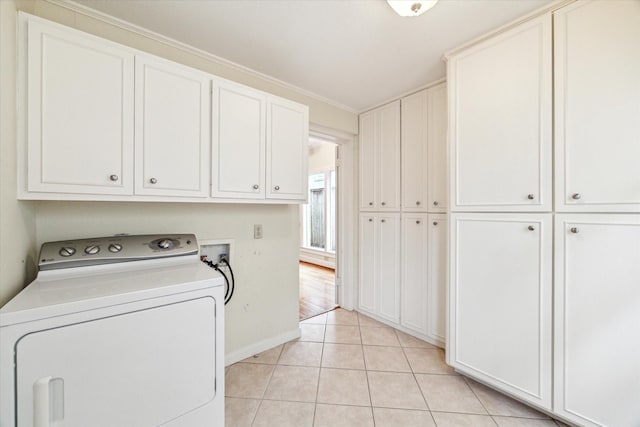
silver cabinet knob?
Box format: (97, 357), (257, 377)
(253, 184), (259, 190)
(416, 201), (421, 206)
(369, 202), (373, 206)
(274, 185), (280, 191)
(570, 227), (579, 234)
(528, 225), (535, 231)
(368, 218), (373, 222)
(433, 221), (438, 226)
(149, 177), (157, 184)
(381, 219), (386, 223)
(59, 247), (76, 257)
(381, 202), (386, 206)
(528, 194), (535, 200)
(572, 193), (581, 200)
(416, 220), (421, 224)
(84, 245), (100, 255)
(433, 201), (439, 206)
(109, 174), (119, 182)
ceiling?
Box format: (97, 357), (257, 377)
(73, 0), (553, 112)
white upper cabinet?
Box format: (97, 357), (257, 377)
(401, 91), (428, 212)
(266, 97), (309, 201)
(554, 1), (640, 212)
(23, 15), (134, 196)
(449, 213), (553, 410)
(134, 55), (210, 197)
(359, 101), (400, 211)
(427, 84), (448, 212)
(211, 79), (266, 199)
(448, 14), (552, 212)
(554, 214), (640, 427)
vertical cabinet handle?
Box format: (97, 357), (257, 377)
(109, 174), (119, 182)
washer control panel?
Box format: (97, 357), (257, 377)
(38, 234), (198, 270)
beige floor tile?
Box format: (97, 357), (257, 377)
(553, 421), (572, 427)
(325, 324), (362, 344)
(404, 348), (456, 374)
(314, 404), (375, 427)
(224, 397), (260, 427)
(301, 312), (327, 324)
(465, 378), (549, 419)
(321, 343), (365, 369)
(360, 326), (400, 346)
(278, 341), (323, 366)
(317, 368), (371, 406)
(240, 344), (283, 364)
(363, 345), (411, 372)
(367, 371), (427, 410)
(431, 412), (497, 427)
(492, 417), (558, 427)
(416, 374), (487, 414)
(358, 313), (390, 328)
(251, 400), (315, 427)
(263, 365), (319, 402)
(327, 308), (359, 325)
(396, 330), (438, 349)
(373, 407), (436, 427)
(299, 324), (325, 342)
(225, 363), (274, 399)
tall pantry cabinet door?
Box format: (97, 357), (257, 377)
(449, 213), (552, 410)
(401, 91), (428, 212)
(448, 14), (552, 212)
(134, 55), (210, 197)
(358, 214), (377, 314)
(266, 97), (309, 201)
(400, 214), (429, 335)
(377, 213), (401, 323)
(427, 83), (447, 212)
(427, 214), (447, 344)
(378, 102), (401, 211)
(554, 214), (640, 427)
(212, 79), (266, 199)
(24, 16), (134, 195)
(554, 1), (640, 212)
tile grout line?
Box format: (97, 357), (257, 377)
(461, 376), (498, 426)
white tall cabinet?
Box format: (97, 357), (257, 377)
(358, 83), (447, 346)
(447, 0), (640, 424)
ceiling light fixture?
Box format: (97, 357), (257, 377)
(387, 0), (438, 17)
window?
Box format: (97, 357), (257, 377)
(302, 170), (336, 253)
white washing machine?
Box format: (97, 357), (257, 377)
(0, 234), (224, 427)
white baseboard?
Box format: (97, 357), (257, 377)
(225, 327), (302, 366)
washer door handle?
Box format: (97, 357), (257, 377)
(34, 376), (64, 427)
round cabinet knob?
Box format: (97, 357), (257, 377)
(157, 239), (173, 250)
(381, 202), (386, 206)
(108, 243), (123, 253)
(416, 201), (421, 206)
(433, 221), (438, 226)
(570, 227), (579, 234)
(84, 245), (100, 255)
(59, 247), (76, 257)
(109, 174), (119, 182)
(433, 201), (439, 206)
(381, 219), (386, 223)
(528, 194), (535, 200)
(528, 225), (535, 231)
(274, 185), (280, 191)
(368, 218), (373, 222)
(369, 202), (373, 206)
(572, 193), (581, 200)
(253, 184), (259, 190)
(416, 220), (421, 224)
(149, 178), (157, 184)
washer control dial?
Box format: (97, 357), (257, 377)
(108, 243), (123, 253)
(59, 247), (76, 257)
(84, 245), (100, 255)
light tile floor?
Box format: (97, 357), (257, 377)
(226, 308), (570, 427)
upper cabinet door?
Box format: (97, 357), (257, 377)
(266, 97), (309, 201)
(554, 1), (640, 212)
(378, 101), (401, 211)
(427, 83), (447, 212)
(359, 110), (377, 210)
(25, 16), (134, 195)
(134, 55), (210, 197)
(212, 79), (266, 199)
(401, 90), (429, 212)
(448, 14), (552, 212)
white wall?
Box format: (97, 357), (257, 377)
(0, 0), (358, 361)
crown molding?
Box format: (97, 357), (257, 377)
(44, 0), (359, 114)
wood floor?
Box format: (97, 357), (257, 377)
(299, 261), (337, 320)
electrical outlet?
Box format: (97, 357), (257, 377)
(254, 224), (263, 239)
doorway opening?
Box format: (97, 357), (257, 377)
(299, 135), (339, 320)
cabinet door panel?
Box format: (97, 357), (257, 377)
(401, 91), (428, 212)
(266, 98), (308, 200)
(401, 214), (428, 334)
(427, 84), (447, 212)
(449, 15), (551, 211)
(554, 214), (640, 427)
(26, 18), (133, 195)
(358, 214), (376, 313)
(212, 80), (265, 198)
(378, 214), (400, 323)
(135, 56), (209, 196)
(428, 214), (447, 343)
(378, 102), (401, 211)
(554, 1), (640, 212)
(359, 111), (377, 210)
(449, 213), (552, 409)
